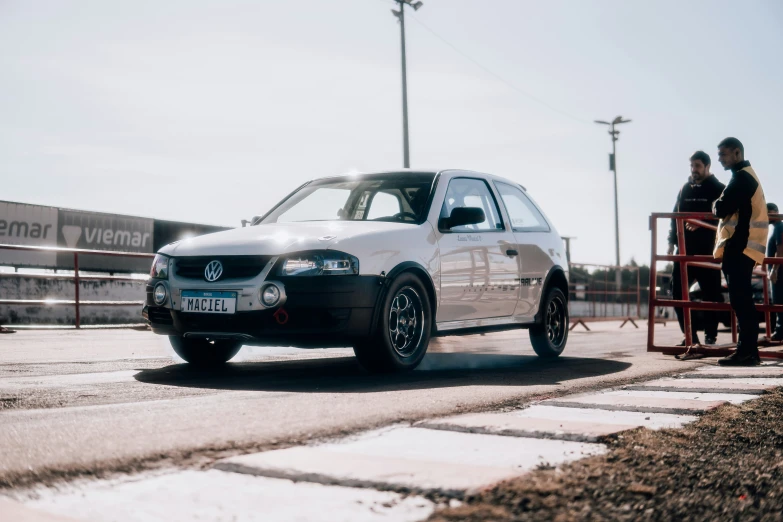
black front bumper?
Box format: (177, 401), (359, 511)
(143, 275), (383, 347)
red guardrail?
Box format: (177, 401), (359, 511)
(647, 212), (783, 358)
(0, 243), (154, 329)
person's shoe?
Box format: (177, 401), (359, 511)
(677, 335), (701, 347)
(772, 331), (783, 342)
(704, 335), (718, 345)
(718, 351), (761, 366)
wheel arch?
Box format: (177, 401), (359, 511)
(535, 265), (569, 324)
(370, 261), (437, 335)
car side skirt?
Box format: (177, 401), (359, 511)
(435, 316), (535, 337)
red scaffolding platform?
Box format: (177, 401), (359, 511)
(647, 211), (783, 359)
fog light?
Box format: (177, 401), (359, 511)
(153, 283), (167, 305)
(260, 284), (281, 307)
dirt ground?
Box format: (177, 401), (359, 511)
(429, 388), (783, 522)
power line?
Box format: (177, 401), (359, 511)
(407, 13), (591, 125)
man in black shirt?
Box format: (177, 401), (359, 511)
(668, 151), (725, 350)
(766, 203), (783, 340)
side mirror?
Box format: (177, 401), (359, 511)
(440, 207), (485, 230)
(242, 216), (261, 228)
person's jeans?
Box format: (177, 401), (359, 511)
(722, 252), (759, 351)
(672, 262), (722, 339)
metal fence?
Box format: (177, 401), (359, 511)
(0, 243), (153, 329)
(568, 263), (641, 331)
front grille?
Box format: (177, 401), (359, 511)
(174, 256), (270, 281)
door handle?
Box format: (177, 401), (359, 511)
(506, 249), (519, 256)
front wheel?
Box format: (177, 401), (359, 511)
(353, 273), (432, 373)
(529, 287), (569, 359)
(169, 336), (242, 366)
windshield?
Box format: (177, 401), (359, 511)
(260, 173), (436, 225)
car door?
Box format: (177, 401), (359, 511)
(494, 181), (554, 320)
(436, 177), (520, 323)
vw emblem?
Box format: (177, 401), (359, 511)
(204, 260), (223, 282)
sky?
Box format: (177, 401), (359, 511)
(1, 0), (782, 267)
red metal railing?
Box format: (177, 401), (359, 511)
(0, 243), (154, 329)
(568, 263), (641, 331)
(647, 212), (783, 358)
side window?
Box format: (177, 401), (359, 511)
(440, 178), (504, 232)
(495, 182), (550, 232)
(366, 191), (402, 220)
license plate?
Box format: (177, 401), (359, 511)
(180, 291), (237, 314)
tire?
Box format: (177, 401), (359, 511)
(529, 286), (569, 359)
(169, 336), (242, 366)
(353, 272), (432, 373)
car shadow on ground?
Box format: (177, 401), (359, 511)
(133, 353), (631, 394)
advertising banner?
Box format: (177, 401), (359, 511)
(55, 209), (154, 273)
(1, 200), (231, 274)
(0, 201), (59, 268)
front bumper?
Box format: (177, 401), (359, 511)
(143, 275), (383, 346)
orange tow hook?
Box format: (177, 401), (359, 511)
(273, 308), (289, 325)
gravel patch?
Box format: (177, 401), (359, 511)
(429, 388), (783, 521)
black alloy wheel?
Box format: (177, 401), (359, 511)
(530, 286), (569, 358)
(388, 286), (424, 358)
(353, 272), (432, 373)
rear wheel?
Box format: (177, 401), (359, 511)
(353, 273), (432, 373)
(529, 287), (568, 359)
(169, 336), (242, 366)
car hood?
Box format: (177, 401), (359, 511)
(159, 221), (419, 257)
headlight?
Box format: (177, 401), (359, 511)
(150, 254), (170, 279)
(280, 251), (359, 276)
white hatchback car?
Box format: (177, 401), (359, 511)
(143, 170), (569, 372)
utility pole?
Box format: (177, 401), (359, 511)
(561, 236), (575, 265)
(390, 1), (423, 168)
(595, 116), (631, 297)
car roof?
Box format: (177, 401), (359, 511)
(311, 169), (524, 189)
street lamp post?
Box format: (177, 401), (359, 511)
(390, 0), (423, 168)
(595, 116), (631, 296)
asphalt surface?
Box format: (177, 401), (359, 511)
(0, 321), (688, 489)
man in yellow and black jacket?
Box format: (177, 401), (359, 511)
(712, 137), (767, 366)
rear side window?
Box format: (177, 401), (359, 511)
(440, 178), (504, 232)
(495, 182), (550, 232)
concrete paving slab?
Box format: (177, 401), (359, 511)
(0, 497), (79, 522)
(605, 390), (759, 404)
(0, 370), (140, 390)
(688, 365), (783, 378)
(216, 427), (605, 495)
(416, 412), (639, 442)
(625, 377), (783, 394)
(513, 405), (698, 429)
(543, 389), (742, 415)
(24, 470), (434, 522)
